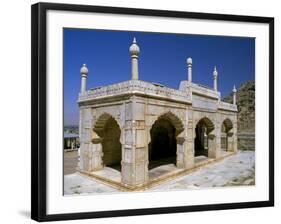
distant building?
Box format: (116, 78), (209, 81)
(77, 38), (238, 189)
(64, 133), (79, 151)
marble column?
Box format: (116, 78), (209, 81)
(180, 110), (194, 169)
(121, 99), (148, 186)
(233, 119), (238, 152)
(227, 132), (234, 152)
(79, 108), (103, 172)
(208, 120), (222, 158)
(207, 132), (217, 158)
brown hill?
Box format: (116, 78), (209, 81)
(223, 81), (255, 150)
(223, 80), (255, 132)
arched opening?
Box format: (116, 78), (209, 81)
(194, 117), (214, 157)
(149, 118), (176, 169)
(148, 112), (184, 170)
(221, 118), (233, 152)
(93, 114), (122, 171)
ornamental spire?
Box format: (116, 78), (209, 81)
(213, 66), (218, 91)
(129, 37), (140, 80)
(80, 63), (88, 93)
(233, 85), (237, 105)
(233, 85), (237, 92)
(187, 57), (192, 83)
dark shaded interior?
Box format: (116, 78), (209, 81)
(149, 118), (177, 170)
(194, 120), (208, 157)
(221, 119), (233, 152)
(101, 117), (122, 171)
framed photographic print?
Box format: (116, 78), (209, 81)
(31, 2), (274, 222)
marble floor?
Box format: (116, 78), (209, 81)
(64, 150), (255, 195)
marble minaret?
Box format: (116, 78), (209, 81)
(187, 57), (192, 83)
(213, 66), (218, 91)
(129, 37), (140, 80)
(80, 63), (88, 93)
(233, 85), (237, 105)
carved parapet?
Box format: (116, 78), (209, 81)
(190, 83), (220, 99)
(78, 80), (191, 104)
(218, 101), (238, 112)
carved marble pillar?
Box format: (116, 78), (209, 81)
(90, 135), (103, 170)
(79, 108), (100, 172)
(215, 125), (222, 158)
(208, 120), (222, 158)
(179, 109), (194, 169)
(176, 136), (185, 168)
(233, 119), (238, 152)
(121, 99), (148, 186)
(207, 132), (217, 158)
(177, 137), (195, 169)
(227, 132), (234, 152)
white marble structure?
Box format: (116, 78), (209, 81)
(77, 38), (238, 187)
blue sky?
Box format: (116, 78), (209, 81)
(64, 28), (255, 126)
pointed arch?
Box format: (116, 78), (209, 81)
(194, 117), (215, 157)
(157, 111), (184, 136)
(93, 113), (115, 137)
(221, 118), (234, 152)
(148, 111), (185, 170)
(92, 112), (122, 170)
(222, 118), (233, 132)
(196, 117), (215, 134)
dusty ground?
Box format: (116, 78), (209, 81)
(64, 150), (255, 195)
(64, 150), (78, 175)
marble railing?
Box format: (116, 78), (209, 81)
(218, 101), (237, 111)
(79, 80), (191, 103)
(191, 83), (220, 99)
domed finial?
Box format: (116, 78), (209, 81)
(80, 63), (88, 93)
(129, 38), (140, 80)
(80, 63), (88, 76)
(129, 37), (140, 57)
(187, 57), (192, 66)
(233, 85), (237, 93)
(213, 66), (218, 77)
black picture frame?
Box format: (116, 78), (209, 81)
(31, 2), (274, 222)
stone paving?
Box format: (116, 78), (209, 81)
(64, 150), (255, 195)
(64, 150), (78, 175)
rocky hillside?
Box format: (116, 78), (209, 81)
(223, 81), (255, 150)
(223, 80), (255, 132)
